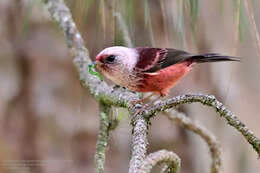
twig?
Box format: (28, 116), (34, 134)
(145, 94), (260, 157)
(109, 7), (149, 173)
(164, 110), (222, 173)
(43, 0), (144, 172)
(111, 8), (151, 173)
(139, 150), (181, 173)
(129, 114), (149, 173)
(42, 1), (260, 172)
(244, 0), (260, 57)
(94, 103), (111, 173)
(104, 6), (151, 173)
(114, 12), (134, 48)
(44, 0), (139, 108)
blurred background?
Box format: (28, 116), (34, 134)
(0, 0), (260, 172)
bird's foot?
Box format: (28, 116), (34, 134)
(130, 93), (155, 106)
(132, 104), (149, 117)
(130, 94), (162, 117)
(131, 99), (146, 105)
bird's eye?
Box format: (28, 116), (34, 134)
(105, 55), (116, 64)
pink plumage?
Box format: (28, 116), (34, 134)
(95, 46), (239, 97)
(136, 62), (192, 96)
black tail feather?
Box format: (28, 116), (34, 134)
(190, 53), (240, 63)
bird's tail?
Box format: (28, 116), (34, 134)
(189, 53), (240, 63)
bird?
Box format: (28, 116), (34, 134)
(94, 46), (239, 101)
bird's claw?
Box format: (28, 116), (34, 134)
(131, 99), (145, 105)
(129, 100), (143, 110)
(132, 104), (149, 117)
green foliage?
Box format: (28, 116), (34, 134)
(71, 0), (94, 14)
(82, 0), (95, 19)
(88, 63), (103, 81)
(189, 0), (199, 23)
(109, 107), (128, 130)
(238, 1), (246, 41)
(123, 0), (135, 27)
(114, 30), (126, 46)
(55, 0), (258, 51)
(232, 0), (247, 42)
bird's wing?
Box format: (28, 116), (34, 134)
(135, 48), (192, 73)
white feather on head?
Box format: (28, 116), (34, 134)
(97, 46), (138, 71)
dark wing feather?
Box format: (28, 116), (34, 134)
(135, 48), (192, 73)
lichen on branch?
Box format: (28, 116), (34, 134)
(139, 150), (181, 173)
(42, 1), (260, 173)
(146, 94), (260, 157)
(129, 114), (149, 173)
(94, 103), (111, 173)
(164, 110), (222, 173)
(45, 0), (140, 108)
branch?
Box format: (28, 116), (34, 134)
(129, 114), (149, 173)
(111, 8), (150, 173)
(44, 0), (139, 108)
(164, 110), (222, 173)
(94, 103), (111, 173)
(144, 94), (260, 157)
(43, 1), (146, 172)
(101, 4), (151, 173)
(138, 150), (181, 173)
(42, 1), (260, 173)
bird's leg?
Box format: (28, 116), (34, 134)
(131, 90), (172, 116)
(149, 95), (162, 105)
(132, 94), (162, 116)
(130, 93), (155, 116)
(131, 93), (155, 105)
(159, 90), (168, 97)
(132, 104), (149, 117)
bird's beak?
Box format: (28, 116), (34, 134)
(93, 61), (102, 67)
(93, 60), (102, 66)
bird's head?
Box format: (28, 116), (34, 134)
(94, 46), (138, 85)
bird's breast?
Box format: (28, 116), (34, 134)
(135, 62), (192, 94)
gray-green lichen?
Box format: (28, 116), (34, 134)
(44, 0), (140, 108)
(94, 103), (111, 173)
(129, 114), (149, 173)
(139, 150), (181, 173)
(42, 1), (260, 173)
(164, 110), (222, 173)
(148, 94), (260, 157)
